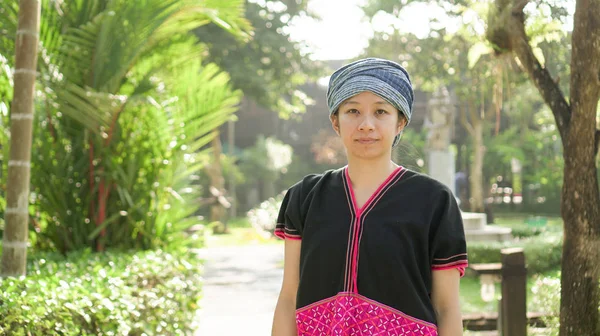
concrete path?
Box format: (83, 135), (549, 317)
(194, 244), (284, 336)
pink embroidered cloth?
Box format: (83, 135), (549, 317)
(296, 292), (438, 336)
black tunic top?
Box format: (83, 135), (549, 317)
(275, 166), (468, 335)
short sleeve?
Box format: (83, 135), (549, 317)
(274, 186), (303, 240)
(430, 189), (469, 277)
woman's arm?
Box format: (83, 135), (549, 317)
(272, 239), (301, 336)
(431, 269), (464, 336)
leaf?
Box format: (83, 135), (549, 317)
(468, 41), (492, 69)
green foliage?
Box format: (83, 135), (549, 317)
(505, 224), (544, 239)
(530, 273), (561, 334)
(466, 232), (563, 275)
(195, 0), (324, 118)
(485, 101), (564, 213)
(0, 0), (247, 252)
(0, 249), (202, 335)
(529, 272), (600, 334)
(239, 135), (293, 182)
(361, 0), (470, 19)
(361, 0), (570, 28)
(538, 32), (572, 96)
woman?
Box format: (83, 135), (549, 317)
(271, 58), (468, 336)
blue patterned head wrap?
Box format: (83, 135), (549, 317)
(326, 58), (414, 147)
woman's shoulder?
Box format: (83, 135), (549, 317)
(400, 168), (453, 196)
(288, 168), (343, 195)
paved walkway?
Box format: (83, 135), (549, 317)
(194, 244), (284, 336)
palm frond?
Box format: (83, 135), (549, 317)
(11, 0), (251, 252)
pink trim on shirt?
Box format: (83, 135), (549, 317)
(274, 228), (301, 240)
(432, 263), (468, 277)
(344, 166), (405, 293)
(432, 260), (469, 268)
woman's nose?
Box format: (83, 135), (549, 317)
(358, 114), (375, 131)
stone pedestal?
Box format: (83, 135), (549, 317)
(462, 212), (512, 242)
(428, 150), (456, 195)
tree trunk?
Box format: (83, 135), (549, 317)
(95, 173), (109, 252)
(470, 117), (485, 213)
(207, 132), (227, 233)
(1, 0), (41, 277)
(486, 1), (600, 334)
(558, 1), (600, 334)
(560, 149), (600, 335)
(227, 118), (236, 218)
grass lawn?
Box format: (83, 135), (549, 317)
(460, 275), (499, 314)
(493, 213), (562, 231)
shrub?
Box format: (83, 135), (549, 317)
(529, 272), (600, 335)
(508, 225), (545, 239)
(0, 249), (202, 335)
(466, 233), (562, 275)
(530, 274), (561, 335)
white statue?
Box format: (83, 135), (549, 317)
(425, 86), (454, 151)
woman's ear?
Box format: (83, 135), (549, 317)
(330, 113), (340, 136)
(397, 115), (407, 135)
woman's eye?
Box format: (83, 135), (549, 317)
(347, 109), (359, 114)
(376, 109), (388, 115)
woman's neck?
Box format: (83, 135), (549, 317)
(346, 157), (399, 188)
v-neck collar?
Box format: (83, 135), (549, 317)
(343, 165), (404, 216)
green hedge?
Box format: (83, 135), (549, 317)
(0, 249), (202, 335)
(466, 233), (563, 275)
(506, 225), (544, 239)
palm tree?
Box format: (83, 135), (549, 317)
(0, 0), (251, 253)
(1, 0), (41, 277)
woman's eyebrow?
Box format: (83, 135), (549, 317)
(342, 100), (390, 106)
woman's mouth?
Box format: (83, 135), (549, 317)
(356, 138), (378, 144)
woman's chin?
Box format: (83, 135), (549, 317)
(348, 145), (389, 160)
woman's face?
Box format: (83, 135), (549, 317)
(331, 91), (406, 161)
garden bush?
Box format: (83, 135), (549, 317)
(506, 225), (545, 239)
(0, 249), (202, 335)
(529, 272), (600, 335)
(466, 232), (562, 275)
(530, 274), (561, 335)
